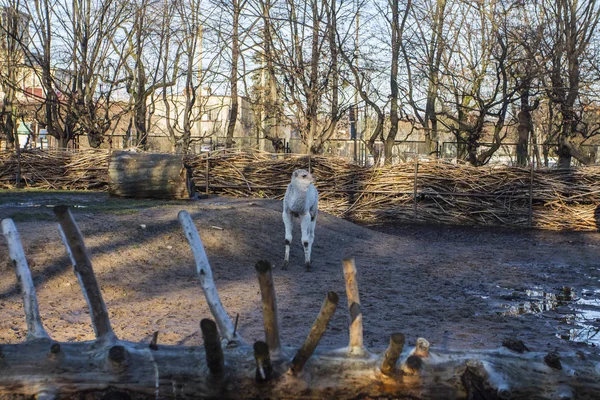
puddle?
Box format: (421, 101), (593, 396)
(495, 286), (600, 346)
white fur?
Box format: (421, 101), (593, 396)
(282, 169), (318, 270)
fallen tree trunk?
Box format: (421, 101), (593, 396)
(1, 208), (600, 399)
(0, 339), (599, 399)
(108, 151), (195, 199)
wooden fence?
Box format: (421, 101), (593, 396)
(1, 148), (600, 231)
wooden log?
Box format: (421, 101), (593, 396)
(1, 219), (50, 341)
(178, 210), (240, 344)
(342, 258), (365, 355)
(255, 260), (281, 357)
(290, 291), (339, 375)
(380, 333), (405, 376)
(53, 206), (115, 341)
(1, 339), (599, 399)
(108, 151), (195, 199)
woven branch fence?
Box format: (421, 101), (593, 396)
(1, 149), (600, 231)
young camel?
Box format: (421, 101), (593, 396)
(282, 169), (319, 271)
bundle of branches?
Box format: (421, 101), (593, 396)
(0, 149), (109, 190)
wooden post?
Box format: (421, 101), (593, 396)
(200, 319), (224, 376)
(1, 219), (50, 341)
(380, 333), (405, 376)
(255, 260), (281, 357)
(413, 158), (419, 219)
(178, 211), (239, 343)
(53, 206), (115, 341)
(342, 258), (365, 355)
(528, 130), (534, 227)
(253, 341), (273, 383)
(205, 155), (210, 195)
(290, 291), (339, 375)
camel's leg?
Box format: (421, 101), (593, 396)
(282, 210), (293, 269)
(301, 213), (312, 271)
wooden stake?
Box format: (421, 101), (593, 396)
(342, 258), (365, 355)
(1, 219), (50, 341)
(380, 333), (405, 376)
(178, 210), (239, 343)
(255, 260), (281, 356)
(205, 156), (210, 195)
(290, 291), (339, 375)
(413, 158), (419, 219)
(200, 319), (224, 376)
(253, 341), (273, 383)
(54, 206), (115, 341)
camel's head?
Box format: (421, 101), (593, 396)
(291, 169), (315, 188)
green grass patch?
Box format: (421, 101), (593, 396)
(0, 189), (188, 216)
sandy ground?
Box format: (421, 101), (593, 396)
(0, 193), (599, 355)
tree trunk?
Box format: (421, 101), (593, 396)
(225, 0), (241, 149)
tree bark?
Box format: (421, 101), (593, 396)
(225, 0), (241, 149)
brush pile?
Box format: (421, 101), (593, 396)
(2, 149), (600, 230)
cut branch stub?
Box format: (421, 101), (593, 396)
(1, 218), (50, 341)
(342, 258), (365, 355)
(200, 319), (224, 376)
(53, 206), (115, 341)
(149, 332), (159, 351)
(290, 291), (339, 375)
(414, 338), (430, 358)
(380, 333), (405, 376)
(255, 260), (281, 357)
(253, 341), (273, 383)
(402, 355), (424, 376)
(178, 210), (239, 344)
(107, 345), (130, 373)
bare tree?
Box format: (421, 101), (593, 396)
(401, 0), (456, 158)
(435, 0), (517, 166)
(0, 2), (26, 149)
(537, 0), (600, 167)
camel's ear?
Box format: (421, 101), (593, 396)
(292, 170), (298, 178)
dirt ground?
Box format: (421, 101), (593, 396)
(0, 192), (599, 356)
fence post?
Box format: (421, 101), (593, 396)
(413, 157), (419, 220)
(528, 133), (534, 227)
(205, 153), (210, 195)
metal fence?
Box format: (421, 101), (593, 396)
(25, 132), (600, 167)
(188, 137), (600, 167)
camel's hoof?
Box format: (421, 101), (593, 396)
(282, 261), (289, 270)
(305, 262), (312, 271)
